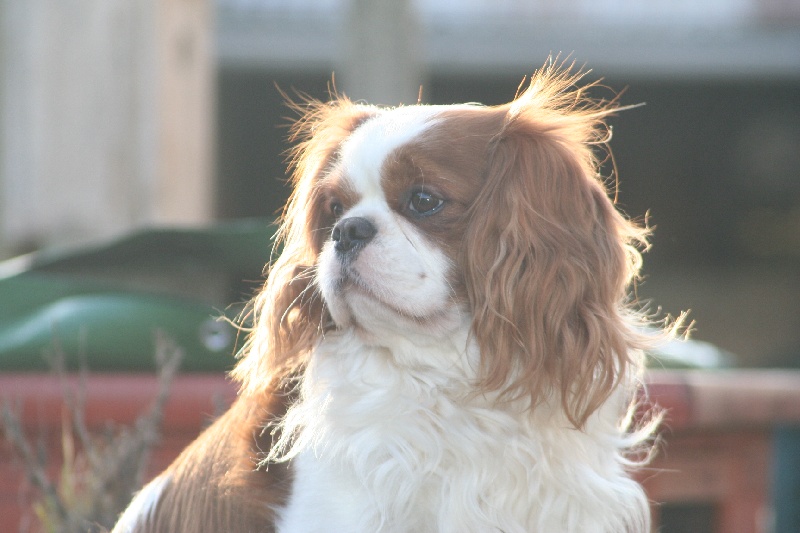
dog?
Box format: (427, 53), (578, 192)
(113, 62), (659, 533)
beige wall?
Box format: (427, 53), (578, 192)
(0, 0), (214, 259)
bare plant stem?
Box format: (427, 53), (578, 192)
(1, 332), (184, 533)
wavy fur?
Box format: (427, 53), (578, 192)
(232, 96), (377, 394)
(464, 65), (652, 427)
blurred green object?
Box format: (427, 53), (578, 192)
(0, 219), (276, 372)
(647, 334), (734, 369)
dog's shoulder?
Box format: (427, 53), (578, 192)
(113, 390), (293, 533)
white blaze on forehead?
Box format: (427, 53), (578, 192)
(339, 106), (444, 198)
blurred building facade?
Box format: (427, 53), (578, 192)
(213, 0), (800, 367)
(1, 0), (799, 366)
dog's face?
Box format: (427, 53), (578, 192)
(237, 65), (651, 427)
(315, 105), (500, 339)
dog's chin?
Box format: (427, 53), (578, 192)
(323, 279), (465, 342)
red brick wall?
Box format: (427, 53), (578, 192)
(1, 374), (236, 531)
(3, 371), (800, 533)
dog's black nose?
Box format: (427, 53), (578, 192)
(332, 217), (376, 254)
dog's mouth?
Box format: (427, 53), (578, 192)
(324, 262), (456, 331)
(336, 268), (420, 320)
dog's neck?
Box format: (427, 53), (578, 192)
(270, 328), (648, 533)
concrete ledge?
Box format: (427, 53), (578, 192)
(3, 369), (800, 433)
(646, 369), (800, 431)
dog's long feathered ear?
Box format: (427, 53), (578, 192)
(464, 64), (650, 427)
(233, 95), (376, 395)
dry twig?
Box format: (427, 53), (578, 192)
(1, 333), (183, 533)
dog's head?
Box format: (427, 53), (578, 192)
(235, 63), (651, 427)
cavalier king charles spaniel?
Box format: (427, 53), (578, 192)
(114, 63), (660, 533)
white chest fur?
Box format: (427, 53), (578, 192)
(273, 331), (648, 533)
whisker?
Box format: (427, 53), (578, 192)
(277, 266), (320, 325)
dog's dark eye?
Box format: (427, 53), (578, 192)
(330, 200), (343, 219)
(409, 190), (444, 216)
